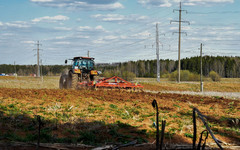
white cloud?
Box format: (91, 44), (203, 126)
(32, 15), (69, 23)
(138, 0), (172, 7)
(77, 26), (92, 31)
(93, 39), (106, 44)
(187, 0), (233, 2)
(55, 36), (67, 39)
(184, 2), (196, 6)
(170, 26), (178, 30)
(138, 0), (234, 7)
(92, 14), (149, 24)
(31, 0), (53, 2)
(76, 18), (81, 22)
(92, 35), (120, 44)
(54, 35), (90, 40)
(21, 41), (35, 44)
(133, 31), (151, 38)
(30, 0), (124, 11)
(182, 26), (191, 30)
(54, 27), (72, 31)
(0, 21), (31, 28)
(2, 33), (14, 36)
(75, 35), (90, 39)
(104, 35), (118, 40)
(5, 22), (30, 28)
(95, 25), (104, 30)
(77, 25), (106, 32)
(54, 41), (71, 45)
(92, 14), (124, 21)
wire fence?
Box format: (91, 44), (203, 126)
(152, 99), (224, 150)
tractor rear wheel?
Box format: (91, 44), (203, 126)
(59, 74), (68, 89)
(59, 75), (64, 89)
(71, 73), (78, 89)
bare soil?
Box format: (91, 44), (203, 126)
(0, 87), (239, 149)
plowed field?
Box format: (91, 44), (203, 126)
(0, 87), (239, 149)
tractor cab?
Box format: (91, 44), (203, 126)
(72, 57), (95, 72)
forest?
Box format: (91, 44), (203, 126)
(98, 56), (240, 78)
(0, 56), (239, 78)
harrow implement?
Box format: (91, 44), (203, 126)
(78, 76), (143, 89)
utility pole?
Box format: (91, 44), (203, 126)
(34, 41), (42, 77)
(88, 51), (90, 57)
(156, 23), (160, 82)
(14, 61), (17, 78)
(200, 43), (203, 92)
(170, 2), (190, 83)
(155, 23), (165, 82)
(40, 59), (43, 82)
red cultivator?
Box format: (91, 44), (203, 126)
(78, 76), (143, 89)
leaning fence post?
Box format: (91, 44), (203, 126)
(194, 108), (223, 150)
(152, 99), (159, 150)
(37, 115), (42, 150)
(193, 108), (197, 150)
(160, 120), (166, 150)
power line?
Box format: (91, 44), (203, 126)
(188, 11), (240, 15)
(81, 11), (174, 55)
(92, 36), (154, 55)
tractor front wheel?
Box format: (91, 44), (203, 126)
(90, 75), (94, 81)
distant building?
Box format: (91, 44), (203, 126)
(29, 74), (36, 77)
(96, 63), (110, 67)
(96, 62), (121, 67)
(111, 62), (121, 66)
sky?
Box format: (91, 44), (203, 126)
(0, 0), (239, 65)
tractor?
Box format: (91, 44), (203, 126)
(59, 56), (98, 89)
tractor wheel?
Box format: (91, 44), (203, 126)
(71, 73), (78, 89)
(90, 75), (94, 81)
(59, 75), (64, 89)
(59, 74), (68, 89)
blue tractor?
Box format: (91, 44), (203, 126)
(59, 57), (98, 89)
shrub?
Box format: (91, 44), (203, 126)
(161, 72), (170, 78)
(121, 71), (136, 81)
(209, 71), (221, 82)
(102, 70), (136, 81)
(102, 70), (117, 78)
(168, 70), (200, 81)
(168, 71), (178, 81)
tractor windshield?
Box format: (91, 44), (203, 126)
(78, 59), (94, 70)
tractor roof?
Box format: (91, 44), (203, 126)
(73, 57), (95, 60)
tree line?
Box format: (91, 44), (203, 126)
(98, 56), (240, 78)
(0, 64), (67, 76)
(0, 56), (239, 78)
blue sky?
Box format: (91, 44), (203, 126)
(0, 0), (239, 65)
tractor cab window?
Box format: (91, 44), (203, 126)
(88, 60), (94, 69)
(73, 60), (79, 66)
(77, 59), (94, 70)
(79, 60), (87, 69)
